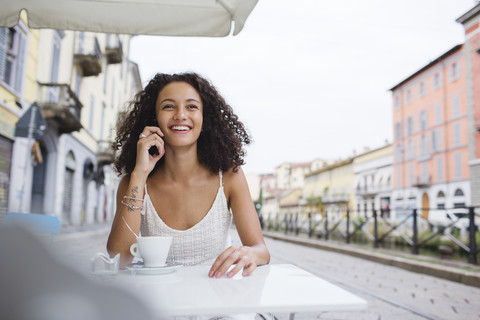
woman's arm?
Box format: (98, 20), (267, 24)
(107, 126), (164, 267)
(208, 167), (270, 278)
(107, 173), (147, 267)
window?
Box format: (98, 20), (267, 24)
(422, 161), (427, 183)
(453, 123), (461, 147)
(449, 61), (460, 82)
(432, 129), (442, 152)
(436, 190), (445, 209)
(437, 156), (443, 182)
(0, 25), (28, 93)
(396, 166), (402, 188)
(407, 117), (414, 136)
(395, 122), (402, 141)
(395, 144), (403, 163)
(100, 102), (106, 140)
(419, 110), (428, 131)
(452, 95), (460, 118)
(408, 139), (415, 160)
(50, 31), (62, 83)
(88, 95), (95, 132)
(454, 151), (461, 179)
(408, 164), (413, 186)
(435, 102), (442, 125)
(406, 89), (412, 104)
(433, 72), (442, 90)
(419, 134), (429, 156)
(419, 81), (426, 97)
(394, 95), (401, 110)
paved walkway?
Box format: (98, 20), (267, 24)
(53, 224), (480, 320)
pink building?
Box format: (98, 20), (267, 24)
(390, 44), (470, 219)
(457, 4), (480, 206)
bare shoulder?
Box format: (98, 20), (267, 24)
(223, 167), (247, 185)
(222, 167), (250, 198)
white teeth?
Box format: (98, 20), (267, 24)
(172, 126), (190, 131)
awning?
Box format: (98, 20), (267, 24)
(0, 0), (258, 36)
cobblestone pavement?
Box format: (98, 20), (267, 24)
(53, 225), (480, 320)
(260, 236), (480, 320)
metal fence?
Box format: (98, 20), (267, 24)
(263, 206), (480, 265)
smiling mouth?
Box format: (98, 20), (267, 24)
(170, 125), (191, 132)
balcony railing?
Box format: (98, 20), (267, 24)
(97, 140), (115, 165)
(322, 194), (350, 204)
(37, 82), (83, 134)
(74, 33), (102, 76)
(105, 37), (123, 64)
(413, 175), (432, 188)
(356, 185), (392, 197)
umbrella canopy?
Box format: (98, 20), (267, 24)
(0, 0), (258, 36)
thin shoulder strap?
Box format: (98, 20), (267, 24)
(219, 171), (223, 186)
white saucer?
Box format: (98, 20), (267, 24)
(126, 262), (183, 275)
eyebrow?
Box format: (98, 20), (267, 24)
(159, 98), (201, 104)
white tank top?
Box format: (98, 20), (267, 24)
(140, 172), (232, 266)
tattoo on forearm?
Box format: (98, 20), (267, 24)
(131, 186), (139, 198)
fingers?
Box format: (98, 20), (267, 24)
(208, 246), (256, 278)
(138, 127), (165, 157)
(140, 126), (164, 138)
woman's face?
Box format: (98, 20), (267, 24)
(155, 81), (203, 148)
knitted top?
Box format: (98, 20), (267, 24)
(140, 172), (232, 266)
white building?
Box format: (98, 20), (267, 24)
(353, 144), (393, 219)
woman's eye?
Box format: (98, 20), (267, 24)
(162, 104), (174, 109)
(188, 105), (199, 109)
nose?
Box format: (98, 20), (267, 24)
(174, 106), (187, 120)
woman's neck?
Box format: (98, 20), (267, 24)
(157, 145), (204, 183)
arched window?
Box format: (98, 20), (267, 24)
(436, 191), (445, 209)
(453, 188), (466, 208)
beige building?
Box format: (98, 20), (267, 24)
(0, 12), (39, 217)
(302, 158), (355, 221)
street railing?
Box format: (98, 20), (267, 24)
(264, 206), (480, 265)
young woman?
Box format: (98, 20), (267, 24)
(107, 72), (270, 279)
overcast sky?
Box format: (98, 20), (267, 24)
(129, 0), (476, 175)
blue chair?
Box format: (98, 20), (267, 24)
(2, 212), (60, 243)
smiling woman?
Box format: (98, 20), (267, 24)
(107, 73), (270, 297)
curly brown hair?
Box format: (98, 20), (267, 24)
(113, 72), (251, 176)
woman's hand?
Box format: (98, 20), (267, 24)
(134, 126), (165, 175)
(208, 246), (257, 278)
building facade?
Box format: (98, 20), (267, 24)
(2, 21), (142, 225)
(302, 158), (355, 221)
(353, 144), (393, 219)
(0, 12), (39, 217)
(390, 45), (470, 220)
(457, 4), (480, 206)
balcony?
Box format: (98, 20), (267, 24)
(74, 34), (102, 76)
(97, 140), (116, 165)
(105, 37), (123, 64)
(413, 175), (432, 188)
(37, 83), (83, 134)
(356, 186), (376, 198)
(323, 194), (350, 204)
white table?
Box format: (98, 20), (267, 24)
(117, 264), (367, 318)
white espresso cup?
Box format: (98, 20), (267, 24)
(130, 236), (173, 267)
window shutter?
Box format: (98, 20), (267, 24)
(14, 31), (26, 93)
(0, 28), (7, 82)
